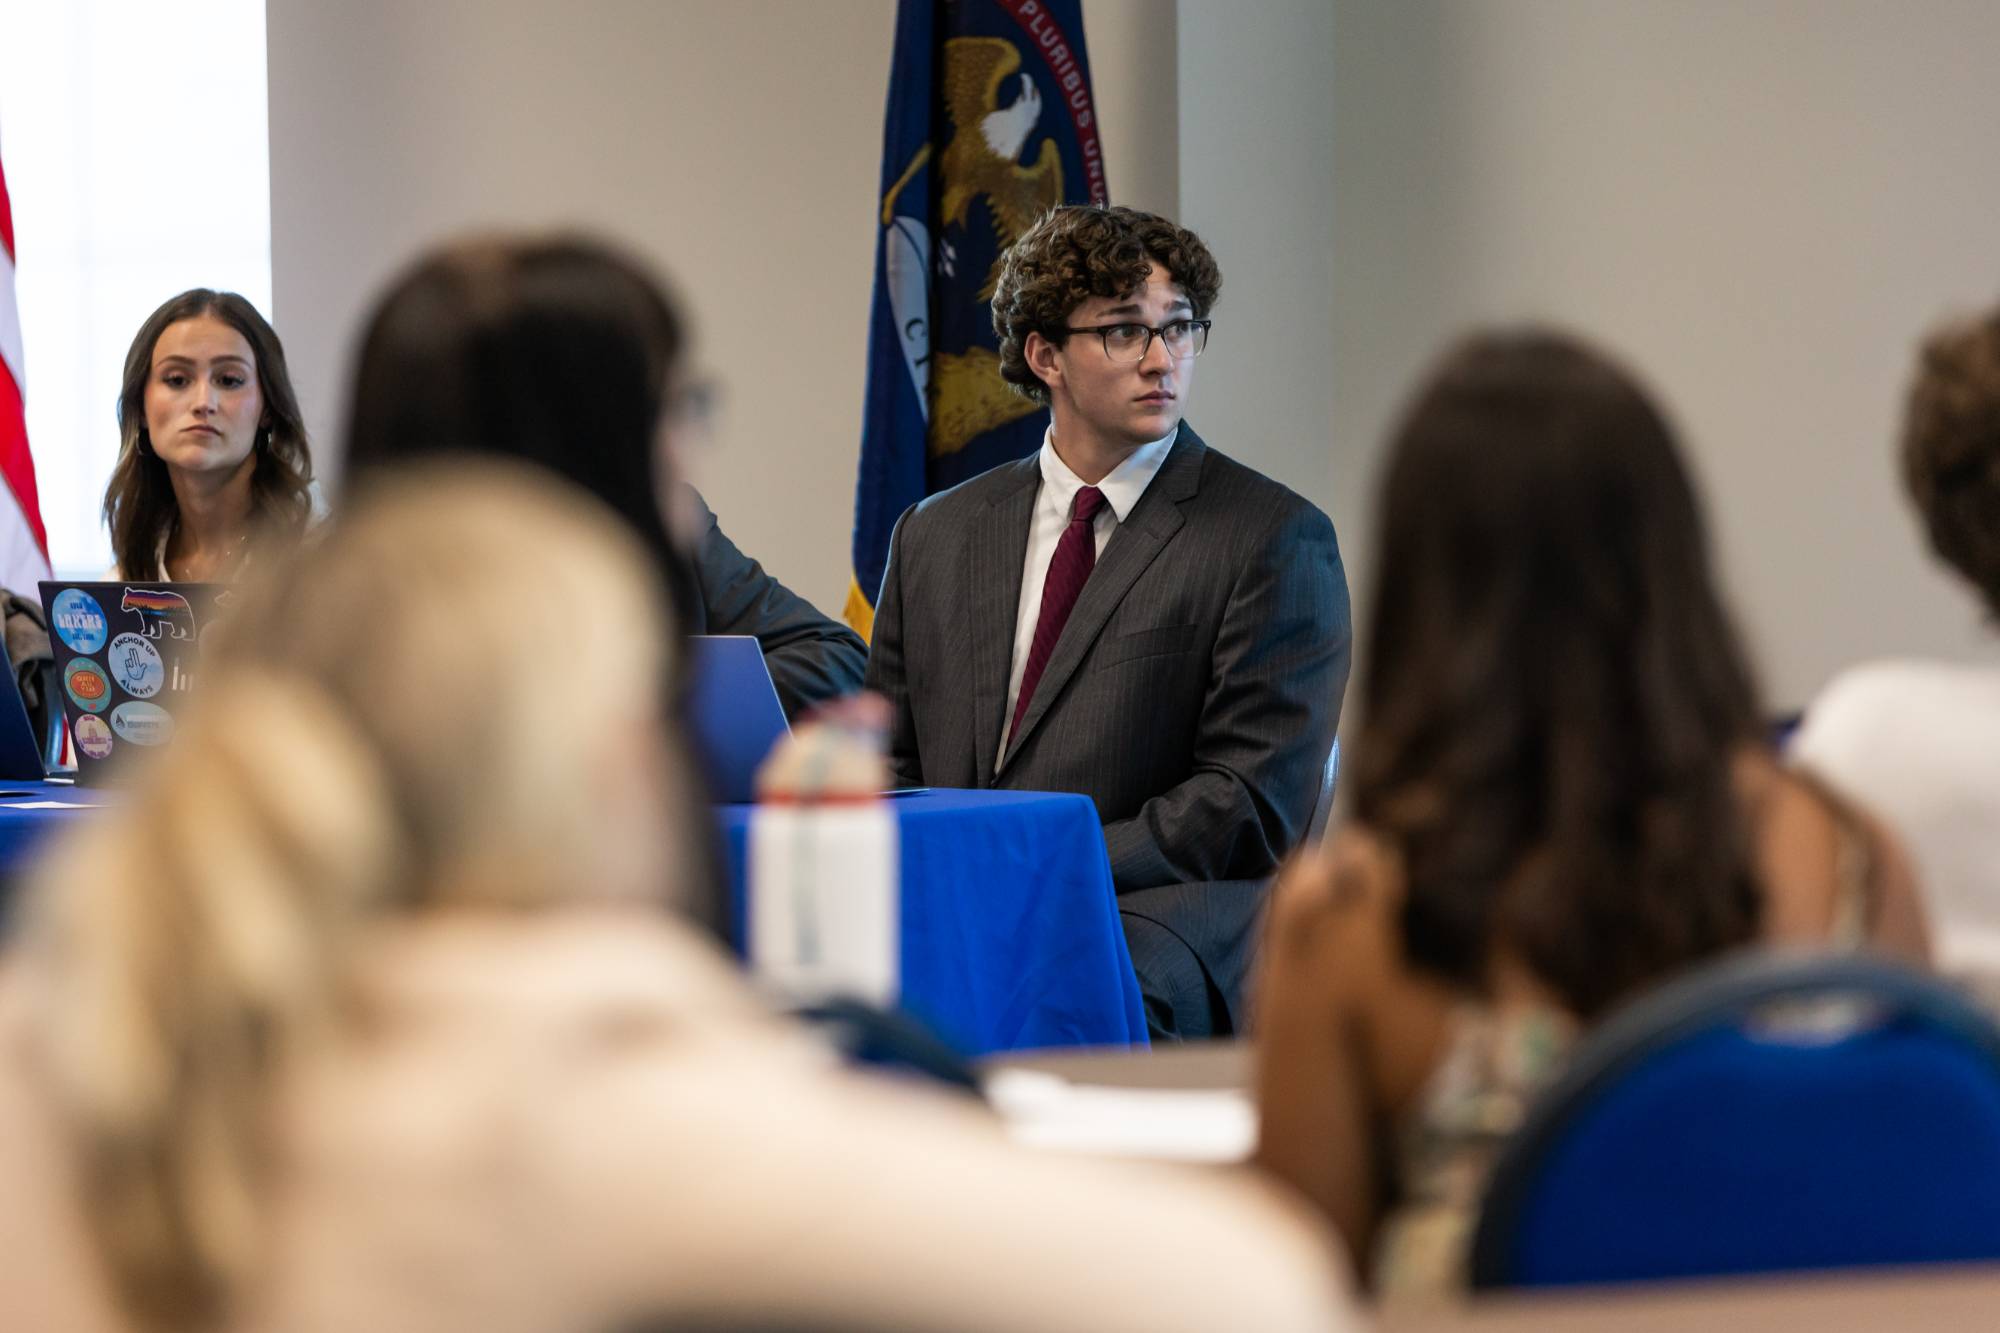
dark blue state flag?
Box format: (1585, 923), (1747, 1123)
(845, 0), (1108, 638)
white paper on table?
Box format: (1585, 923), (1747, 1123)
(749, 803), (899, 1007)
(983, 1068), (1259, 1163)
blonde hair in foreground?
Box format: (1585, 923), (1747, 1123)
(19, 463), (698, 1330)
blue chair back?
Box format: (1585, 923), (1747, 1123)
(1471, 952), (2000, 1289)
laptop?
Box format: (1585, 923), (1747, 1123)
(683, 635), (791, 804)
(39, 581), (230, 784)
(0, 646), (50, 781)
(681, 636), (928, 805)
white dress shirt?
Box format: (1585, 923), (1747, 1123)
(999, 426), (1176, 759)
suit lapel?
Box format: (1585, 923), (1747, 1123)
(998, 427), (1207, 776)
(967, 458), (1041, 786)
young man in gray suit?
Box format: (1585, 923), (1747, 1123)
(864, 205), (1351, 1038)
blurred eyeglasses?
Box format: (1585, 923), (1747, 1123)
(667, 375), (719, 429)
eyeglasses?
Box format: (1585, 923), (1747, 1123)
(1062, 318), (1212, 362)
(662, 375), (720, 459)
(667, 375), (719, 429)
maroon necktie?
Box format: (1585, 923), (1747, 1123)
(1011, 485), (1107, 740)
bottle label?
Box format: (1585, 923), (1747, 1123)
(748, 803), (899, 1006)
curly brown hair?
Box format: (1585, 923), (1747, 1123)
(1902, 306), (2000, 617)
(991, 205), (1222, 404)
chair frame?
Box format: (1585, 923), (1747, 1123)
(1306, 736), (1341, 846)
(1469, 949), (2000, 1289)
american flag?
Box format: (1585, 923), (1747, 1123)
(0, 138), (50, 597)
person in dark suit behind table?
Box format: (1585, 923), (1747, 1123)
(864, 205), (1351, 1039)
(682, 484), (866, 717)
(341, 234), (866, 721)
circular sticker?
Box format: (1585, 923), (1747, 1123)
(107, 633), (165, 699)
(72, 713), (114, 761)
(64, 658), (112, 714)
(51, 589), (109, 655)
(110, 701), (175, 747)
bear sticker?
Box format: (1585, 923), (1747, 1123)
(121, 588), (197, 641)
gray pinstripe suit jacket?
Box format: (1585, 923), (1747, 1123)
(865, 424), (1350, 994)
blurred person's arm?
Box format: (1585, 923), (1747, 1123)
(1755, 750), (1933, 967)
(1252, 837), (1384, 1270)
(1253, 828), (1456, 1281)
(1863, 812), (1933, 964)
(545, 1012), (1359, 1333)
(687, 486), (867, 720)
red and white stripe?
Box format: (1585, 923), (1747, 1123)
(0, 146), (51, 597)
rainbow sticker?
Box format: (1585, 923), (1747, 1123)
(64, 658), (112, 714)
(119, 587), (197, 642)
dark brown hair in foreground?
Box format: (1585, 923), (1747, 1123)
(1349, 329), (1765, 1020)
(341, 233), (697, 635)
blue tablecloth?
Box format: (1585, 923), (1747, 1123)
(0, 781), (110, 878)
(0, 782), (1150, 1058)
(717, 789), (1148, 1057)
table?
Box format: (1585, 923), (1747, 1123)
(0, 779), (112, 874)
(985, 1039), (1250, 1091)
(1380, 1263), (2000, 1332)
(981, 1040), (1252, 1162)
(717, 789), (1148, 1058)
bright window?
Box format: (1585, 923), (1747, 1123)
(0, 0), (271, 575)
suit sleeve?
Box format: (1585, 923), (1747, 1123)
(860, 507), (925, 789)
(1101, 502), (1352, 889)
(689, 487), (868, 721)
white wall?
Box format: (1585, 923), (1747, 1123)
(1330, 0), (2000, 710)
(272, 1), (2000, 710)
(0, 0), (272, 574)
(1086, 1), (1180, 221)
(1177, 1), (1337, 520)
(267, 0), (1180, 623)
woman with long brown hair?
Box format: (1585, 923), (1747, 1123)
(1253, 329), (1929, 1301)
(102, 289), (314, 580)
